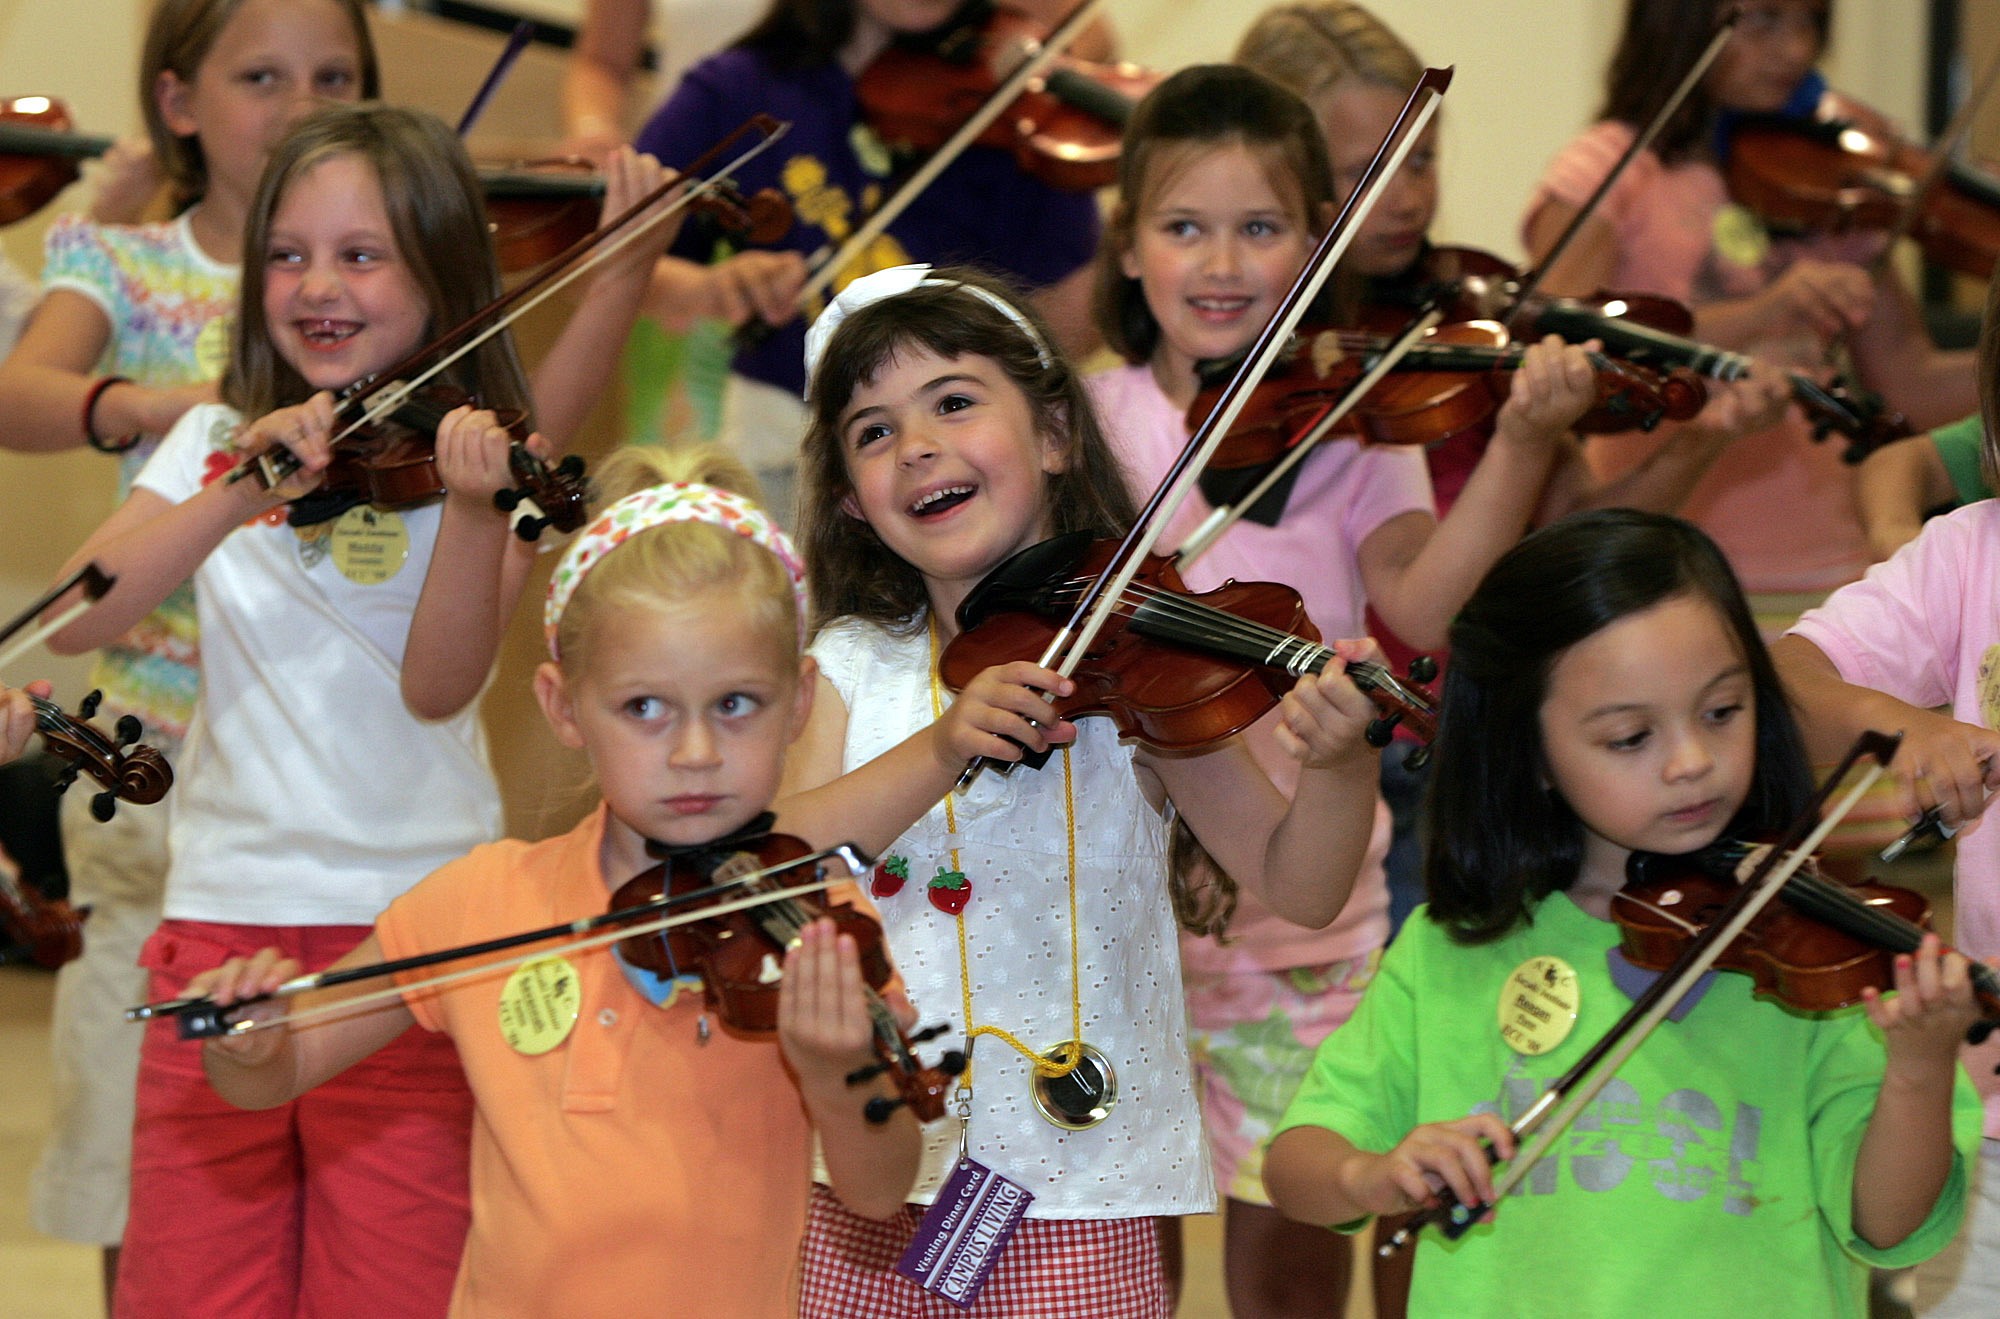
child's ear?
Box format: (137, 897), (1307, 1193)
(786, 656), (818, 744)
(533, 661), (588, 750)
(838, 491), (864, 520)
(1039, 409), (1072, 476)
(1114, 204), (1142, 280)
(155, 70), (197, 139)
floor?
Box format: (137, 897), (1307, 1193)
(0, 842), (1951, 1318)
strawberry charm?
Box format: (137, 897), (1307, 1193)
(927, 867), (971, 916)
(870, 854), (909, 899)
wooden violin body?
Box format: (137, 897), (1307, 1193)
(611, 833), (962, 1123)
(944, 531), (1437, 758)
(0, 96), (112, 225)
(855, 2), (1159, 191)
(1727, 93), (2000, 279)
(1619, 839), (2000, 1019)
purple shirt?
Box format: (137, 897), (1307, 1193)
(636, 47), (1101, 396)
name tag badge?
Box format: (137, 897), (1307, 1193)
(498, 956), (581, 1055)
(329, 505), (409, 585)
(894, 1159), (1034, 1308)
(1497, 955), (1580, 1056)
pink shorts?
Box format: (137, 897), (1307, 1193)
(1184, 954), (1379, 1205)
(116, 920), (475, 1319)
(800, 1183), (1168, 1318)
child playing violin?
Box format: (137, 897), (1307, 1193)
(776, 263), (1387, 1317)
(1521, 0), (1977, 596)
(1773, 271), (2000, 1315)
(1265, 509), (1984, 1318)
(46, 102), (674, 1317)
(178, 446), (920, 1317)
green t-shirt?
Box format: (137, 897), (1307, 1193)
(1928, 413), (1990, 506)
(1276, 894), (1983, 1318)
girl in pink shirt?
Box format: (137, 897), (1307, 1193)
(1521, 0), (1976, 595)
(1087, 63), (1600, 1316)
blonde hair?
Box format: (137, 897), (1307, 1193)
(142, 0), (379, 208)
(1233, 1), (1422, 106)
(554, 446), (798, 675)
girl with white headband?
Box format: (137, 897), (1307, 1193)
(177, 444), (920, 1317)
(776, 264), (1387, 1317)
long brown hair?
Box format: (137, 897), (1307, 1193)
(1234, 1), (1422, 106)
(1599, 0), (1831, 163)
(142, 0), (380, 209)
(1093, 64), (1337, 365)
(223, 103), (530, 423)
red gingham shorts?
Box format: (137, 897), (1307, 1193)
(799, 1183), (1170, 1318)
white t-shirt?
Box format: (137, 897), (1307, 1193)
(811, 615), (1214, 1218)
(135, 402), (502, 925)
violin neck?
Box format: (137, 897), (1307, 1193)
(0, 122), (113, 159)
(1122, 589), (1330, 678)
(1532, 301), (1744, 379)
(1039, 67), (1136, 127)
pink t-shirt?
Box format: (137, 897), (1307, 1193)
(1524, 120), (1872, 594)
(1088, 363), (1434, 973)
(1787, 500), (2000, 1135)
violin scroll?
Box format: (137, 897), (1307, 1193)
(35, 690), (173, 823)
(493, 446), (589, 543)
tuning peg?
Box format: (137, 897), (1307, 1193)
(492, 487), (524, 513)
(1406, 655), (1438, 684)
(863, 1095), (905, 1125)
(937, 1049), (968, 1077)
(90, 791), (117, 822)
(114, 715), (142, 747)
(845, 1059), (889, 1086)
(554, 455), (585, 479)
(78, 688), (102, 719)
(51, 762), (80, 794)
(513, 513), (552, 543)
(1364, 714), (1401, 749)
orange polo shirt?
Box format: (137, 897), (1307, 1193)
(378, 806), (831, 1317)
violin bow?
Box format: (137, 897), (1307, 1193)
(1380, 730), (1901, 1254)
(954, 65), (1453, 788)
(455, 20), (536, 137)
(1500, 5), (1742, 334)
(128, 842), (869, 1038)
(230, 114), (792, 489)
(788, 0), (1110, 318)
(0, 563), (115, 675)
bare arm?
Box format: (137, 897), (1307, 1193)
(562, 0), (650, 161)
(780, 920), (919, 1218)
(1857, 434), (1957, 562)
(1141, 655), (1382, 929)
(400, 408), (540, 720)
(1265, 1114), (1516, 1228)
(193, 936), (417, 1111)
(0, 291), (212, 453)
(1852, 936), (1980, 1248)
(1848, 269), (1976, 432)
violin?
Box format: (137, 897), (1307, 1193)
(854, 0), (1160, 192)
(1376, 245), (1906, 461)
(0, 96), (112, 224)
(480, 160), (793, 274)
(612, 829), (965, 1124)
(940, 531), (1439, 763)
(1617, 836), (2000, 1021)
(1186, 320), (1708, 469)
(1727, 91), (2000, 280)
(299, 378), (589, 542)
(0, 688), (175, 969)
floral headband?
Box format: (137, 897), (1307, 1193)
(801, 263), (1054, 398)
(543, 482), (808, 658)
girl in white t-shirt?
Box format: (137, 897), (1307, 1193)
(46, 102), (672, 1318)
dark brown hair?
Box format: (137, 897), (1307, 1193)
(1094, 64), (1337, 365)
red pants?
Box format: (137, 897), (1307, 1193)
(117, 921), (474, 1319)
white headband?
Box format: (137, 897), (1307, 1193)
(801, 263), (1054, 398)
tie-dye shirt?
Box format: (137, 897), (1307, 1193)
(41, 212), (237, 749)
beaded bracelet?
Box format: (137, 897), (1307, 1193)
(82, 375), (140, 454)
